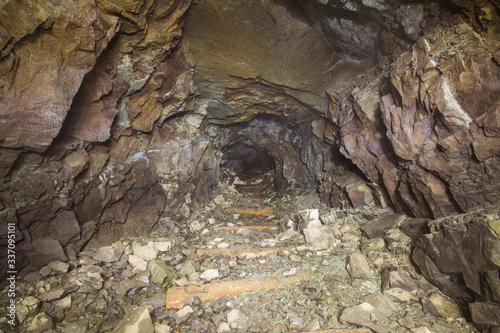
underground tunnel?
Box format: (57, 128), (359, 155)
(0, 0), (500, 332)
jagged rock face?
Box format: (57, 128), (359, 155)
(0, 0), (499, 301)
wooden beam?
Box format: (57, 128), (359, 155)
(166, 272), (310, 309)
(196, 246), (294, 258)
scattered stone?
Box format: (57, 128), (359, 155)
(384, 287), (418, 303)
(398, 314), (416, 329)
(55, 295), (72, 310)
(469, 302), (500, 328)
(39, 287), (65, 302)
(363, 293), (395, 317)
(155, 323), (172, 333)
(149, 260), (174, 284)
(217, 322), (231, 333)
(411, 327), (432, 333)
(340, 302), (391, 333)
(298, 209), (321, 230)
(113, 306), (154, 333)
(200, 269), (220, 281)
(361, 238), (386, 251)
(214, 195), (225, 205)
(133, 242), (159, 261)
(227, 309), (248, 330)
(387, 270), (418, 292)
(303, 225), (331, 250)
(93, 246), (124, 263)
(113, 279), (150, 295)
(421, 292), (460, 318)
(47, 261), (70, 273)
(128, 254), (148, 272)
(346, 253), (372, 279)
(175, 305), (194, 324)
(26, 313), (53, 333)
(361, 213), (405, 238)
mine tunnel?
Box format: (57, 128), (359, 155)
(0, 0), (500, 331)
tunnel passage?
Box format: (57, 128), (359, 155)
(220, 137), (276, 190)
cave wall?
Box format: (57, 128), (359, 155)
(0, 0), (499, 276)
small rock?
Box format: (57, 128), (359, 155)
(227, 309), (248, 329)
(153, 241), (172, 252)
(155, 323), (172, 333)
(340, 302), (391, 333)
(217, 242), (229, 249)
(47, 261), (70, 273)
(398, 314), (416, 329)
(200, 269), (220, 281)
(175, 305), (194, 324)
(213, 195), (225, 205)
(289, 254), (302, 261)
(384, 287), (418, 303)
(55, 295), (72, 310)
(133, 242), (159, 261)
(93, 246), (124, 263)
(361, 238), (386, 251)
(303, 225), (331, 250)
(149, 260), (174, 284)
(113, 279), (150, 295)
(421, 292), (460, 318)
(179, 261), (196, 277)
(363, 293), (394, 317)
(128, 255), (148, 272)
(469, 302), (500, 328)
(346, 253), (372, 279)
(388, 270), (418, 292)
(217, 322), (231, 333)
(410, 327), (432, 333)
(361, 213), (405, 238)
(26, 313), (53, 333)
(283, 268), (297, 277)
(113, 306), (154, 333)
(298, 209), (321, 230)
(39, 287), (65, 302)
(321, 259), (330, 266)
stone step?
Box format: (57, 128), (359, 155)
(196, 246), (295, 258)
(213, 225), (278, 231)
(166, 271), (311, 309)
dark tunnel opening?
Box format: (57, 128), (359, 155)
(220, 137), (277, 192)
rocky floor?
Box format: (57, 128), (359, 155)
(0, 179), (482, 333)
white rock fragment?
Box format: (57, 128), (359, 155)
(227, 309), (248, 329)
(153, 241), (172, 252)
(200, 269), (219, 281)
(133, 242), (158, 261)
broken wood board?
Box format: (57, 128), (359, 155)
(227, 207), (273, 215)
(213, 225), (277, 231)
(196, 246), (294, 258)
(166, 272), (311, 309)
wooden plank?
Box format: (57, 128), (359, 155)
(196, 246), (294, 258)
(166, 272), (310, 309)
(227, 207), (273, 215)
(213, 225), (277, 231)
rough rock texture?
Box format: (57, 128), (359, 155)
(0, 0), (499, 329)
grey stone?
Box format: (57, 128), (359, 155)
(93, 246), (124, 263)
(113, 306), (154, 333)
(133, 241), (159, 261)
(303, 225), (331, 250)
(26, 313), (53, 333)
(346, 253), (372, 280)
(148, 260), (174, 284)
(388, 270), (418, 292)
(340, 302), (391, 333)
(155, 323), (172, 333)
(361, 213), (405, 239)
(175, 305), (194, 324)
(47, 261), (70, 274)
(363, 293), (395, 317)
(217, 322), (231, 333)
(469, 302), (500, 328)
(421, 292), (460, 318)
(112, 279), (150, 295)
(227, 309), (248, 329)
(383, 287), (418, 303)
